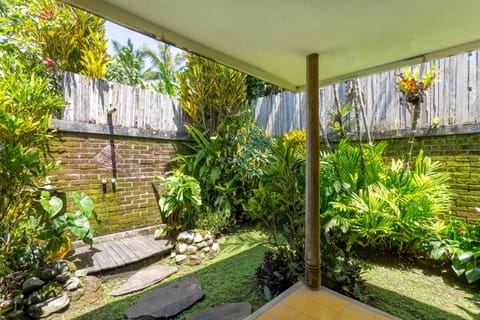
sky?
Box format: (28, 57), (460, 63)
(104, 21), (159, 54)
(104, 20), (184, 61)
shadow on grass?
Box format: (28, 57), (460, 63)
(360, 250), (480, 290)
(366, 283), (478, 320)
(72, 239), (268, 320)
(360, 252), (480, 320)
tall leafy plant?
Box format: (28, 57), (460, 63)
(178, 54), (247, 137)
(246, 138), (306, 263)
(0, 52), (65, 271)
(247, 137), (366, 301)
(320, 140), (387, 213)
(176, 116), (272, 234)
(104, 39), (146, 87)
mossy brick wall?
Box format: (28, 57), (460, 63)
(48, 121), (188, 236)
(370, 126), (480, 225)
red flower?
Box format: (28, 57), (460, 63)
(42, 58), (55, 72)
(42, 58), (55, 66)
(40, 8), (53, 20)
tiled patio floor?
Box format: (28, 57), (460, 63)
(246, 282), (400, 320)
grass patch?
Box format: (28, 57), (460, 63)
(361, 254), (480, 320)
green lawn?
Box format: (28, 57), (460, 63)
(49, 227), (479, 319)
(361, 254), (480, 320)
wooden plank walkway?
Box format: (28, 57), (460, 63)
(67, 235), (174, 274)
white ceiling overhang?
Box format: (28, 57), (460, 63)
(63, 0), (480, 92)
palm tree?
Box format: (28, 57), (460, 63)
(104, 38), (146, 87)
(140, 42), (185, 95)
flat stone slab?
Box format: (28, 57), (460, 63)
(125, 277), (204, 320)
(186, 302), (252, 320)
(110, 265), (178, 296)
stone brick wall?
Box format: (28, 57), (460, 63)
(48, 120), (188, 236)
(329, 124), (480, 225)
(381, 133), (480, 224)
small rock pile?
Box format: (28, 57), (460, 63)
(173, 230), (220, 265)
(2, 260), (86, 319)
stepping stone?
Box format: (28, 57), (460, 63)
(110, 265), (178, 296)
(186, 302), (252, 320)
(125, 277), (204, 320)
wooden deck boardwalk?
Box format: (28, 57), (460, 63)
(67, 234), (174, 274)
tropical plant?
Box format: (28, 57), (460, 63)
(39, 191), (100, 258)
(141, 42), (185, 95)
(248, 137), (366, 301)
(325, 149), (451, 254)
(175, 118), (272, 234)
(158, 170), (202, 232)
(320, 232), (366, 301)
(282, 130), (306, 152)
(329, 104), (353, 139)
(395, 65), (437, 164)
(429, 219), (480, 283)
(320, 140), (387, 213)
(0, 51), (65, 272)
(255, 250), (298, 300)
(104, 39), (146, 87)
(246, 138), (306, 263)
(0, 0), (110, 79)
(178, 54), (247, 137)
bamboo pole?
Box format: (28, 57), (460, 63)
(304, 53), (321, 289)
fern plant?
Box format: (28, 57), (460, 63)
(325, 149), (451, 255)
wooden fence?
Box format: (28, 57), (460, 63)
(254, 51), (480, 137)
(62, 50), (480, 137)
(62, 73), (187, 133)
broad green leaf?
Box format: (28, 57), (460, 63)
(209, 167), (221, 185)
(52, 216), (68, 231)
(458, 251), (474, 263)
(73, 192), (94, 215)
(452, 255), (466, 276)
(465, 266), (480, 283)
(263, 285), (272, 301)
(154, 227), (165, 239)
(40, 192), (63, 218)
(430, 247), (447, 260)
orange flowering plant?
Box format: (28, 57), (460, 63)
(395, 65), (437, 107)
(395, 65), (437, 164)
